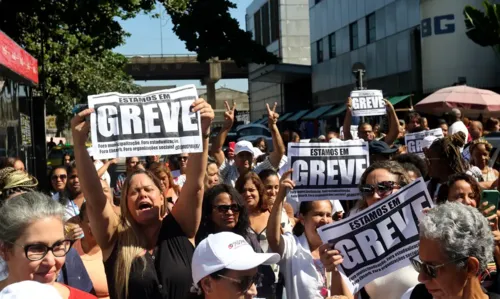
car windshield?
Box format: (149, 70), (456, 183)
(238, 127), (271, 137)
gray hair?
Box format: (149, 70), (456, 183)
(0, 192), (65, 248)
(419, 202), (493, 273)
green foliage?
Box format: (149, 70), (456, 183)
(162, 0), (280, 66)
(464, 0), (500, 53)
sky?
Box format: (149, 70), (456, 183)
(114, 0), (253, 92)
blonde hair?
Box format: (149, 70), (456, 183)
(114, 169), (166, 299)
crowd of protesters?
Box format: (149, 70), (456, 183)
(0, 96), (500, 299)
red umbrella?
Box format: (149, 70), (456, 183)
(415, 85), (500, 117)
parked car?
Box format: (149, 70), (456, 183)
(236, 124), (274, 152)
(47, 145), (74, 170)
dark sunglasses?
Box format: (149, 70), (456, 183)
(9, 239), (74, 261)
(410, 256), (468, 279)
(213, 204), (241, 213)
(359, 181), (399, 196)
(51, 174), (67, 181)
(217, 272), (263, 293)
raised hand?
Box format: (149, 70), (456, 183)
(266, 102), (279, 126)
(223, 100), (236, 129)
(319, 243), (344, 273)
(277, 169), (295, 200)
(192, 98), (214, 134)
(346, 97), (352, 110)
(384, 98), (394, 111)
(70, 108), (94, 146)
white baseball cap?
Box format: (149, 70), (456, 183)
(235, 141), (254, 156)
(192, 232), (280, 284)
(0, 281), (62, 299)
(253, 147), (264, 158)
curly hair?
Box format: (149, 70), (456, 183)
(436, 173), (481, 205)
(469, 138), (493, 154)
(428, 131), (469, 174)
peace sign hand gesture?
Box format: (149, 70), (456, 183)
(266, 102), (279, 126)
(223, 100), (236, 130)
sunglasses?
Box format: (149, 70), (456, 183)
(213, 204), (241, 214)
(180, 156), (189, 161)
(217, 272), (263, 293)
(51, 174), (67, 181)
(359, 181), (399, 196)
(9, 239), (75, 261)
(410, 256), (468, 279)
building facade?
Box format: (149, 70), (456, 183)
(310, 0), (500, 106)
(199, 87), (250, 127)
(246, 0), (312, 121)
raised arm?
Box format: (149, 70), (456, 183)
(343, 98), (353, 140)
(267, 169), (295, 256)
(210, 101), (235, 167)
(71, 109), (119, 256)
(171, 99), (214, 240)
(382, 100), (399, 146)
(96, 159), (117, 178)
(267, 103), (285, 168)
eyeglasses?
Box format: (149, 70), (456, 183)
(9, 239), (74, 261)
(51, 174), (67, 181)
(217, 272), (263, 293)
(180, 156), (189, 161)
(213, 204), (241, 214)
(410, 256), (468, 279)
(359, 181), (399, 196)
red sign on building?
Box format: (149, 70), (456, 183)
(0, 30), (39, 85)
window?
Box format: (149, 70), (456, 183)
(328, 33), (336, 58)
(261, 3), (271, 46)
(315, 0), (322, 4)
(270, 0), (279, 42)
(317, 40), (324, 63)
(349, 22), (358, 50)
(366, 13), (376, 44)
(254, 10), (262, 45)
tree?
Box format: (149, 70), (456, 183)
(464, 0), (500, 54)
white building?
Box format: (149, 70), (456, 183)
(246, 0), (312, 121)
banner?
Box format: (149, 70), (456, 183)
(88, 85), (202, 159)
(350, 90), (385, 117)
(287, 140), (369, 201)
(405, 128), (444, 158)
(318, 178), (433, 293)
(340, 125), (358, 140)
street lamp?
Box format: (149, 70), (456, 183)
(352, 62), (366, 90)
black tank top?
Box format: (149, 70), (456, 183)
(104, 214), (195, 299)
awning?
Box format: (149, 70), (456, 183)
(301, 105), (334, 120)
(389, 95), (411, 106)
(286, 110), (310, 122)
(278, 112), (294, 122)
(255, 118), (268, 125)
(321, 105), (347, 118)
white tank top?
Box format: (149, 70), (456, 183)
(364, 265), (419, 299)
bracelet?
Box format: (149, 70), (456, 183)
(202, 132), (210, 139)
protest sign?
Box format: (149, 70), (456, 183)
(350, 90), (386, 117)
(88, 85), (202, 159)
(318, 178), (433, 293)
(340, 125), (359, 140)
(287, 140), (369, 201)
(405, 128), (444, 158)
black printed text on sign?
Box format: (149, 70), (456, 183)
(350, 90), (385, 117)
(318, 178), (433, 293)
(287, 140), (370, 201)
(88, 85), (203, 160)
(405, 128), (444, 158)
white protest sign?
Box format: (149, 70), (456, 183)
(317, 178), (434, 293)
(405, 128), (444, 158)
(88, 85), (202, 159)
(287, 140), (370, 201)
(351, 90), (385, 117)
(340, 125), (359, 140)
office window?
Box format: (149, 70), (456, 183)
(349, 22), (358, 50)
(317, 40), (324, 63)
(261, 3), (271, 46)
(254, 10), (262, 45)
(270, 0), (279, 42)
(328, 33), (336, 58)
(315, 0), (322, 4)
(366, 13), (376, 44)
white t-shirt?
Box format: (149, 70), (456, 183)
(363, 265), (419, 299)
(280, 233), (354, 299)
(449, 121), (469, 148)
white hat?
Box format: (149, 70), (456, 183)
(235, 141), (254, 156)
(421, 135), (439, 151)
(192, 232), (280, 284)
(253, 147), (264, 158)
(0, 281), (62, 299)
(318, 135), (326, 140)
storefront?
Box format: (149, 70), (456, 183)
(0, 30), (39, 174)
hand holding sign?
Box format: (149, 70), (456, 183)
(319, 243), (344, 273)
(71, 108), (94, 146)
(266, 102), (279, 126)
(192, 98), (214, 135)
(223, 100), (236, 130)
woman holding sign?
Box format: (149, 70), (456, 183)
(71, 99), (214, 299)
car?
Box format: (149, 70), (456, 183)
(236, 123), (274, 152)
(47, 145), (74, 170)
